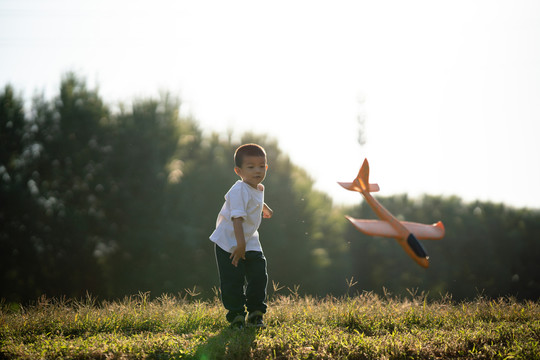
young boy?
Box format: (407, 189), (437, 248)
(210, 143), (273, 329)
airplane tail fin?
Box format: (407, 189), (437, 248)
(356, 158), (370, 191)
(338, 158), (379, 193)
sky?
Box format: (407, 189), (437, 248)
(1, 0), (539, 209)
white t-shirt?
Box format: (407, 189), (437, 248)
(210, 180), (264, 253)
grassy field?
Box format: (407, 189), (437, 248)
(1, 289), (539, 359)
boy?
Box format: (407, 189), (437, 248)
(210, 143), (273, 329)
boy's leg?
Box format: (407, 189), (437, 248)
(244, 251), (268, 315)
(215, 245), (247, 323)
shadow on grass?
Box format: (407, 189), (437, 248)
(194, 327), (258, 360)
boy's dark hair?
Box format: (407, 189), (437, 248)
(234, 143), (267, 167)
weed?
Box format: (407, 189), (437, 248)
(1, 293), (539, 359)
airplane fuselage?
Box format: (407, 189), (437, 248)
(358, 184), (430, 268)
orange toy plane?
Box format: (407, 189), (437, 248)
(339, 159), (445, 268)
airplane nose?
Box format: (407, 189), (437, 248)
(407, 233), (428, 258)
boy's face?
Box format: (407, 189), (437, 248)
(235, 155), (268, 189)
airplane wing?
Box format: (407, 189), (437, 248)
(345, 216), (445, 240)
(338, 182), (380, 192)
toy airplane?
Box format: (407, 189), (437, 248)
(339, 159), (445, 268)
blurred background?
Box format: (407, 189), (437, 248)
(1, 0), (539, 303)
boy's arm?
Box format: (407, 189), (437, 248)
(230, 217), (246, 267)
(263, 203), (273, 218)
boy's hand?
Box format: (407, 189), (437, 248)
(230, 245), (246, 267)
(231, 217), (246, 267)
(263, 204), (273, 218)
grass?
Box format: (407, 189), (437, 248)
(1, 288), (539, 359)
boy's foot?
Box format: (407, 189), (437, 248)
(229, 315), (245, 330)
(247, 310), (265, 328)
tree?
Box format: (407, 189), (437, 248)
(28, 73), (111, 298)
(3, 74), (539, 303)
(343, 194), (540, 300)
(99, 94), (191, 296)
(0, 85), (43, 301)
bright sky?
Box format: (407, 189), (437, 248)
(1, 0), (539, 209)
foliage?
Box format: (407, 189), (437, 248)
(1, 84), (41, 302)
(0, 75), (351, 302)
(344, 195), (540, 300)
(1, 293), (539, 359)
(1, 74), (540, 304)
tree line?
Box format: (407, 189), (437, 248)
(1, 74), (539, 303)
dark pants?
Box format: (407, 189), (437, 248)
(215, 244), (268, 322)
